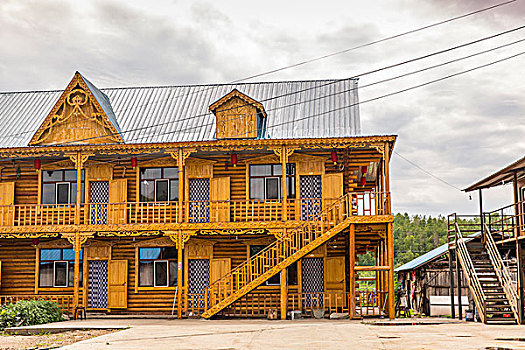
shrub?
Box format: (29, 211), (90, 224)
(0, 299), (63, 330)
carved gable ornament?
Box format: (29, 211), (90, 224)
(29, 72), (124, 146)
(209, 89), (267, 140)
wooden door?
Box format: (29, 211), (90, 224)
(325, 256), (346, 307)
(322, 173), (343, 219)
(210, 258), (231, 284)
(0, 182), (14, 226)
(210, 177), (230, 222)
(108, 260), (128, 309)
(108, 179), (127, 224)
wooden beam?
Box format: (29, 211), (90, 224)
(349, 224), (356, 318)
(280, 267), (287, 320)
(354, 265), (391, 271)
(281, 146), (288, 221)
(177, 230), (183, 319)
(387, 222), (395, 319)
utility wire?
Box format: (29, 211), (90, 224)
(2, 0), (513, 142)
(127, 49), (525, 142)
(394, 151), (463, 191)
(231, 0), (519, 82)
(18, 25), (525, 146)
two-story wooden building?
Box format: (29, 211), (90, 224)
(0, 72), (396, 319)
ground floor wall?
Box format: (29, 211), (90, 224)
(0, 227), (390, 318)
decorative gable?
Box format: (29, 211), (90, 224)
(29, 72), (124, 146)
(209, 89), (267, 139)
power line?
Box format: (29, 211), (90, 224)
(9, 0), (511, 143)
(21, 25), (525, 146)
(393, 151), (463, 191)
(148, 49), (524, 142)
(230, 0), (519, 82)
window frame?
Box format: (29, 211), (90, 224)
(53, 260), (68, 288)
(139, 167), (179, 203)
(138, 247), (179, 288)
(41, 170), (85, 205)
(248, 163), (295, 200)
(38, 248), (83, 289)
(153, 260), (169, 287)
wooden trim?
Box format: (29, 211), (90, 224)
(137, 286), (178, 291)
(37, 170), (42, 204)
(135, 166), (140, 202)
(0, 135), (397, 157)
(34, 247), (39, 294)
(134, 246), (139, 294)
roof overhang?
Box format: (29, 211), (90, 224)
(464, 155), (525, 192)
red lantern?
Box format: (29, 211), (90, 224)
(34, 159), (41, 172)
(131, 157), (138, 169)
(331, 151), (338, 165)
(231, 154), (238, 167)
(361, 165), (367, 174)
(360, 175), (366, 186)
(32, 238), (39, 246)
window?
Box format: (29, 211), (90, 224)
(249, 164), (295, 200)
(138, 247), (178, 287)
(39, 248), (83, 288)
(42, 170), (85, 204)
(140, 167), (179, 202)
(249, 245), (297, 286)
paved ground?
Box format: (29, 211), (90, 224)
(31, 318), (525, 350)
(52, 319), (525, 350)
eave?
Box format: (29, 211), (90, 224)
(0, 135), (397, 159)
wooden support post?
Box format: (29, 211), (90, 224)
(513, 172), (521, 237)
(479, 189), (484, 243)
(384, 142), (391, 214)
(177, 231), (184, 319)
(73, 233), (81, 307)
(177, 148), (185, 223)
(280, 268), (287, 320)
(349, 224), (356, 318)
(456, 252), (462, 320)
(281, 145), (288, 221)
(448, 249), (456, 319)
(387, 223), (395, 319)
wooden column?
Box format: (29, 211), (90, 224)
(513, 172), (521, 237)
(387, 222), (395, 319)
(280, 267), (287, 320)
(517, 242), (524, 324)
(479, 189), (484, 243)
(448, 249), (456, 319)
(177, 231), (184, 319)
(73, 234), (81, 307)
(456, 252), (462, 320)
(281, 145), (288, 221)
(383, 143), (391, 214)
(177, 148), (185, 223)
(349, 224), (356, 318)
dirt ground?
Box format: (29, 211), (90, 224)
(0, 329), (115, 350)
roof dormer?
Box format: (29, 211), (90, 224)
(29, 72), (123, 146)
(209, 89), (267, 139)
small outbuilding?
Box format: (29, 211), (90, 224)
(395, 234), (480, 316)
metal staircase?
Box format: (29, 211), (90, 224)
(450, 219), (518, 324)
(201, 194), (351, 319)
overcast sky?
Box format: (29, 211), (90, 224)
(1, 0), (524, 216)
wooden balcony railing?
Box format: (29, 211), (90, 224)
(0, 192), (390, 228)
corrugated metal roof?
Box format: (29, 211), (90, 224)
(0, 78), (360, 147)
(80, 74), (123, 138)
(395, 232), (481, 272)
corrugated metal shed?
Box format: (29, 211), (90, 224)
(0, 78), (360, 147)
(395, 232), (480, 272)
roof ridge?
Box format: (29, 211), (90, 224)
(0, 78), (358, 95)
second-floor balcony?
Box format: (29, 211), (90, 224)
(0, 192), (390, 232)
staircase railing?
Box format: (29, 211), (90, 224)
(454, 223), (486, 323)
(484, 223), (519, 323)
(202, 194), (351, 318)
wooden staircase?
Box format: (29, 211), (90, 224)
(201, 194), (351, 319)
(451, 220), (518, 324)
